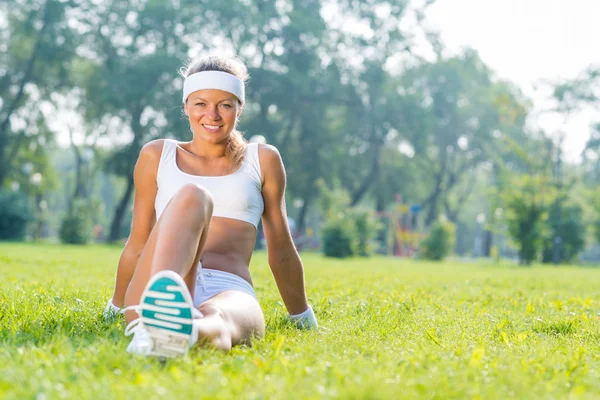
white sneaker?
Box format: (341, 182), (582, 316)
(124, 270), (203, 358)
(125, 313), (153, 355)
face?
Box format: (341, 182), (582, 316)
(184, 89), (243, 144)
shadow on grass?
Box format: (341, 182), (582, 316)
(532, 318), (579, 335)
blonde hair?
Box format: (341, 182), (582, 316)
(181, 55), (248, 169)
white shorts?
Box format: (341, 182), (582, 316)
(193, 267), (258, 307)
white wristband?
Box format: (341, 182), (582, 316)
(288, 306), (318, 329)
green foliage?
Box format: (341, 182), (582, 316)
(350, 208), (380, 257)
(318, 181), (379, 258)
(542, 201), (586, 264)
(321, 207), (380, 259)
(591, 187), (600, 245)
(0, 0), (77, 186)
(322, 218), (356, 259)
(0, 190), (32, 240)
(319, 183), (356, 259)
(3, 0), (596, 262)
(420, 218), (456, 261)
(396, 50), (531, 225)
(59, 200), (91, 245)
(504, 175), (555, 265)
(552, 65), (600, 113)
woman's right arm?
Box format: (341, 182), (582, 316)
(110, 140), (163, 307)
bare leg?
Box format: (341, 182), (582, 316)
(124, 184), (213, 323)
(195, 291), (265, 351)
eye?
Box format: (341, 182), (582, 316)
(220, 103), (232, 108)
(195, 102), (206, 106)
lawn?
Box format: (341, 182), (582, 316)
(1, 242), (599, 399)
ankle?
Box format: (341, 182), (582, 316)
(110, 294), (124, 308)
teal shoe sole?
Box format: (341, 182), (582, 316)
(139, 270), (195, 357)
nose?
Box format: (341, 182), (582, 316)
(207, 105), (221, 120)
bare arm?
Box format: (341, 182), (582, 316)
(259, 144), (310, 315)
(110, 140), (162, 306)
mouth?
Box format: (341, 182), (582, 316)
(202, 124), (223, 133)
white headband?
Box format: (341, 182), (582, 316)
(182, 71), (245, 104)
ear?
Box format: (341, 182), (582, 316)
(236, 103), (244, 119)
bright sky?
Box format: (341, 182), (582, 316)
(425, 0), (600, 162)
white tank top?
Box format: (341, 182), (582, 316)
(154, 139), (264, 228)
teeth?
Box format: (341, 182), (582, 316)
(203, 125), (220, 129)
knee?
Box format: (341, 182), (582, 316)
(172, 184), (213, 218)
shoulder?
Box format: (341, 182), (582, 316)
(138, 139), (166, 164)
(257, 144), (286, 188)
(141, 139), (167, 156)
(257, 143), (284, 170)
(134, 140), (166, 180)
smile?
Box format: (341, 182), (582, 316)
(202, 124), (222, 132)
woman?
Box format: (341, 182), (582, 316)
(105, 55), (317, 358)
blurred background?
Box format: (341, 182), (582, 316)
(1, 0), (599, 265)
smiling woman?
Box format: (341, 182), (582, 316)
(104, 55), (317, 358)
(181, 57), (249, 170)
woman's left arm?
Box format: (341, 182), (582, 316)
(259, 144), (315, 324)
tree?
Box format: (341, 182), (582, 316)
(552, 65), (600, 113)
(396, 51), (530, 226)
(72, 0), (197, 241)
(225, 0), (349, 232)
(542, 200), (585, 264)
(224, 0), (431, 230)
(504, 174), (555, 265)
(0, 0), (78, 187)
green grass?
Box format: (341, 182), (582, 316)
(1, 242), (600, 399)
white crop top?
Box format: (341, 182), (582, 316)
(155, 139), (264, 228)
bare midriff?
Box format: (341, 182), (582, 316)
(199, 216), (258, 287)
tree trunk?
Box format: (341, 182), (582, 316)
(375, 191), (386, 213)
(483, 229), (492, 257)
(107, 105), (144, 242)
(424, 173), (444, 226)
(296, 193), (313, 234)
(107, 174), (134, 242)
(350, 143), (382, 206)
(69, 144), (83, 214)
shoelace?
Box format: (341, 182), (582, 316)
(123, 305), (204, 346)
(123, 305), (145, 338)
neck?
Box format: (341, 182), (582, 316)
(188, 138), (229, 159)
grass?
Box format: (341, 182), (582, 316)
(1, 242), (600, 399)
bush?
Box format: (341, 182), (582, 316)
(322, 217), (356, 258)
(317, 180), (380, 258)
(351, 208), (380, 257)
(503, 175), (554, 265)
(59, 199), (92, 244)
(0, 190), (32, 241)
(420, 219), (456, 261)
(542, 201), (585, 264)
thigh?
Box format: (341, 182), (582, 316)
(199, 291), (265, 346)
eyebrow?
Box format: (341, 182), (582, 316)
(192, 97), (235, 103)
